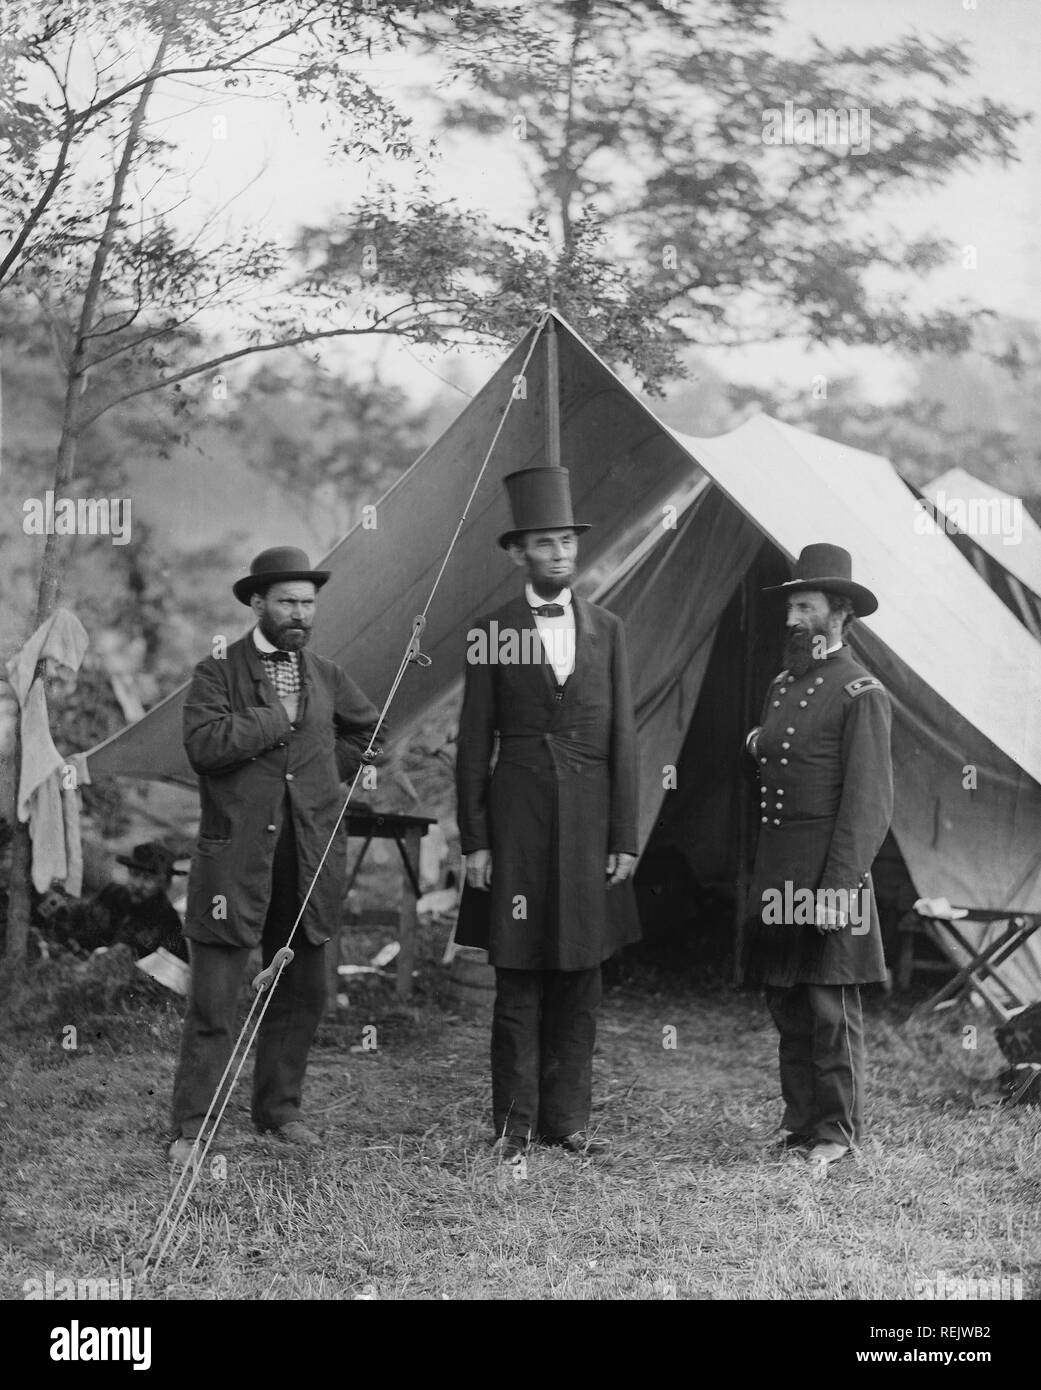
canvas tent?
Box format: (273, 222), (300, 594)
(83, 313), (1041, 1001)
(920, 468), (1041, 641)
(924, 468), (1041, 598)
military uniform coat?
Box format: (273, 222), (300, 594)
(182, 635), (379, 949)
(741, 643), (893, 987)
(454, 594), (641, 970)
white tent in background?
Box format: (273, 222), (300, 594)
(924, 468), (1041, 603)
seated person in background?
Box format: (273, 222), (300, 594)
(73, 841), (188, 961)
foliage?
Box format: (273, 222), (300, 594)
(422, 0), (1028, 360)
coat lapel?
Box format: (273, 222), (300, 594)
(562, 595), (597, 705)
(241, 632), (272, 695)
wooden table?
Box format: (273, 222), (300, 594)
(335, 808), (438, 1001)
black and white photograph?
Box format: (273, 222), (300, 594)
(1, 0), (1039, 1336)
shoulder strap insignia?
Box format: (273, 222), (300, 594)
(845, 675), (884, 698)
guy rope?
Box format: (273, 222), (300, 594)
(136, 310), (551, 1286)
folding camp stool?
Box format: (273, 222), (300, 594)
(910, 909), (1041, 1023)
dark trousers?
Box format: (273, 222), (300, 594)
(491, 966), (602, 1139)
(764, 983), (865, 1145)
(170, 818), (327, 1138)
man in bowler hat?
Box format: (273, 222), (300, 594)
(455, 467), (641, 1162)
(742, 543), (893, 1169)
(169, 547), (379, 1165)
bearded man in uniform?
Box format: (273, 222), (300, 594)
(742, 544), (893, 1170)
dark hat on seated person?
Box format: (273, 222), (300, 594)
(763, 543), (878, 617)
(233, 547), (330, 605)
(116, 842), (186, 878)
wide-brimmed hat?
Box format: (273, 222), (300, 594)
(232, 547), (330, 605)
(116, 841), (186, 878)
(763, 543), (878, 617)
(498, 467), (591, 549)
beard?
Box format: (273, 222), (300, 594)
(530, 566), (575, 600)
(259, 614), (312, 650)
(782, 620), (831, 678)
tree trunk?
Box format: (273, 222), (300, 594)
(1, 31), (169, 979)
(2, 719), (32, 977)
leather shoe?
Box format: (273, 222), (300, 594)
(806, 1140), (850, 1168)
(168, 1136), (225, 1168)
(545, 1131), (611, 1157)
(491, 1133), (528, 1162)
(777, 1132), (814, 1153)
(270, 1120), (320, 1147)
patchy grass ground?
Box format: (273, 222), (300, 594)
(1, 931), (1039, 1302)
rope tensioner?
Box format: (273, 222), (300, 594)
(252, 946), (295, 993)
(134, 308), (553, 1288)
(406, 614), (432, 668)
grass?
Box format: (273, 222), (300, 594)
(1, 930), (1039, 1301)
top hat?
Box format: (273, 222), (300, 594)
(116, 841), (186, 878)
(763, 543), (878, 617)
(498, 467), (590, 549)
(232, 547), (331, 605)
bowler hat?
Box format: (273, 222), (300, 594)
(763, 543), (878, 617)
(232, 546), (330, 605)
(498, 467), (590, 549)
(116, 841), (186, 878)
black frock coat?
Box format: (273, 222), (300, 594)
(454, 594), (641, 970)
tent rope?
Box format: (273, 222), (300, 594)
(137, 309), (551, 1286)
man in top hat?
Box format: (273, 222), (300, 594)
(168, 547), (379, 1165)
(455, 467), (641, 1162)
(68, 841), (187, 961)
(742, 543), (893, 1170)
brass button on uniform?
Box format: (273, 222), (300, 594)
(786, 727), (795, 735)
(266, 824), (276, 832)
(285, 773), (295, 782)
(772, 818), (780, 826)
(772, 700), (780, 707)
(781, 741), (790, 750)
(780, 757), (789, 765)
(761, 816), (768, 824)
(799, 700), (807, 707)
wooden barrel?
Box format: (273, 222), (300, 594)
(444, 947), (496, 1013)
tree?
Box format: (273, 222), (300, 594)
(0, 0), (513, 972)
(215, 356), (438, 552)
(422, 0), (1027, 356)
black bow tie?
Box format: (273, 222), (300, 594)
(531, 603), (566, 617)
(265, 649), (294, 662)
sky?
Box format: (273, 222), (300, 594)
(143, 0), (1040, 409)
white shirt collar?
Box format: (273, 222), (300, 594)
(525, 583), (572, 609)
(826, 639), (844, 655)
(253, 625), (287, 656)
